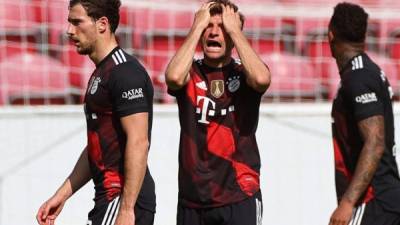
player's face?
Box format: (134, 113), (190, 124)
(201, 14), (233, 62)
(66, 4), (97, 55)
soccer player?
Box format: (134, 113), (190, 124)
(165, 1), (271, 225)
(328, 2), (400, 225)
(36, 1), (156, 225)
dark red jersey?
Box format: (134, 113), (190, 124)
(168, 58), (264, 208)
(84, 47), (155, 212)
(331, 53), (400, 212)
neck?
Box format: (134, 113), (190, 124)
(335, 43), (364, 71)
(89, 34), (118, 65)
(203, 53), (232, 68)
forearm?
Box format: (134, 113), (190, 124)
(56, 148), (92, 200)
(342, 116), (385, 206)
(229, 29), (271, 92)
(341, 144), (383, 205)
(119, 140), (149, 211)
(165, 27), (203, 89)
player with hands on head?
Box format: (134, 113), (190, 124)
(165, 1), (271, 225)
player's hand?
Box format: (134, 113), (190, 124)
(114, 209), (135, 225)
(221, 4), (242, 35)
(329, 200), (354, 225)
(192, 2), (214, 31)
(36, 195), (66, 225)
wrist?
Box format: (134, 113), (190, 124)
(226, 26), (242, 36)
(190, 25), (205, 37)
(118, 205), (134, 213)
(54, 190), (71, 202)
(339, 198), (355, 208)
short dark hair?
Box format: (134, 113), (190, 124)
(329, 2), (369, 43)
(207, 0), (245, 29)
(69, 0), (121, 33)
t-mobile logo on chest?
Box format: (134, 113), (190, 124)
(196, 96), (235, 124)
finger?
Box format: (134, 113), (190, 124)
(228, 5), (235, 14)
(221, 4), (227, 14)
(41, 204), (50, 220)
(36, 209), (43, 224)
(205, 2), (215, 9)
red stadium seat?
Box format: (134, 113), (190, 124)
(141, 32), (199, 78)
(279, 0), (361, 6)
(0, 53), (73, 105)
(0, 41), (36, 63)
(262, 53), (323, 101)
(294, 17), (329, 55)
(245, 16), (295, 54)
(0, 0), (43, 43)
(59, 43), (95, 91)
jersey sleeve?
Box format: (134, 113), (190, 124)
(108, 62), (153, 118)
(342, 70), (384, 121)
(167, 60), (199, 97)
(167, 84), (186, 97)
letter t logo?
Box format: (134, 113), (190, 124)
(197, 96), (216, 124)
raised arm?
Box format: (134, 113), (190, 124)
(114, 112), (150, 225)
(165, 3), (214, 90)
(221, 4), (271, 93)
(329, 115), (385, 225)
(36, 147), (92, 225)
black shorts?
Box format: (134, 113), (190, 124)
(177, 191), (262, 225)
(350, 199), (400, 225)
(87, 196), (154, 225)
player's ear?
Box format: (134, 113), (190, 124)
(96, 16), (108, 33)
(328, 30), (335, 42)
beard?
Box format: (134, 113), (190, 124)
(76, 43), (94, 55)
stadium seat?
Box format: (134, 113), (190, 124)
(261, 53), (323, 101)
(0, 53), (73, 105)
(0, 41), (37, 63)
(59, 43), (95, 91)
(245, 16), (295, 54)
(140, 32), (191, 103)
(279, 0), (361, 6)
(0, 0), (43, 44)
(294, 17), (329, 54)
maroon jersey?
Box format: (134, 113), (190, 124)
(331, 53), (400, 211)
(169, 58), (264, 208)
(84, 47), (155, 211)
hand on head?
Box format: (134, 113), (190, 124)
(221, 4), (242, 35)
(193, 2), (215, 31)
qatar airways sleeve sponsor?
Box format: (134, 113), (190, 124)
(354, 92), (378, 104)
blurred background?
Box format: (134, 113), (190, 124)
(0, 0), (399, 225)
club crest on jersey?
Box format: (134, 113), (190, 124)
(90, 77), (101, 94)
(226, 75), (240, 93)
(211, 80), (224, 98)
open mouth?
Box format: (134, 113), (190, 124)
(206, 40), (222, 48)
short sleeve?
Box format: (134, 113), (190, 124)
(167, 85), (186, 97)
(343, 70), (384, 121)
(109, 61), (153, 118)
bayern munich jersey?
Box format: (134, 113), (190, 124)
(84, 47), (155, 211)
(169, 58), (264, 208)
(332, 53), (400, 211)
